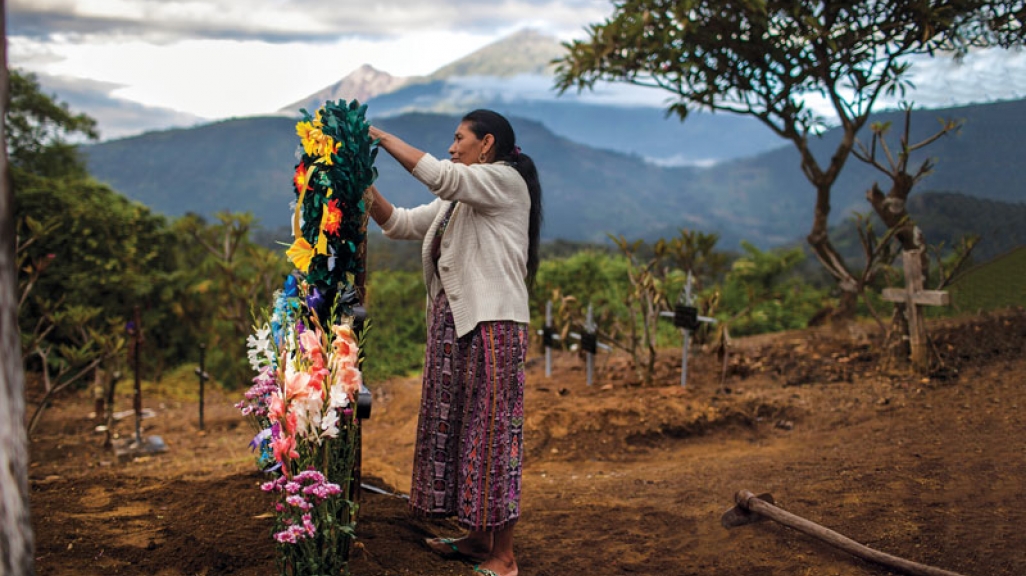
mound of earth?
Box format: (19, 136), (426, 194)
(28, 308), (1026, 575)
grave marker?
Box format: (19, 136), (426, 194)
(659, 272), (717, 387)
(881, 249), (950, 372)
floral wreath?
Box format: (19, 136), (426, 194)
(287, 100), (378, 295)
(235, 100), (377, 570)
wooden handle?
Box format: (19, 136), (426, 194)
(735, 490), (966, 576)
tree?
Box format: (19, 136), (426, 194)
(5, 69), (97, 179)
(1, 4), (36, 573)
(555, 0), (1023, 316)
(175, 212), (289, 387)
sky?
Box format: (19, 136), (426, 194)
(7, 0), (1026, 140)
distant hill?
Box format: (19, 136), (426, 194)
(826, 191), (1026, 263)
(83, 98), (1026, 250)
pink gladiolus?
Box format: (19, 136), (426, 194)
(285, 371), (313, 400)
(307, 366), (330, 397)
(336, 364), (362, 399)
(299, 328), (324, 362)
(331, 325), (359, 366)
(268, 392), (286, 420)
(272, 434), (299, 464)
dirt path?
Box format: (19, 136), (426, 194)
(29, 309), (1026, 575)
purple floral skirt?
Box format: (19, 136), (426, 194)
(408, 291), (527, 531)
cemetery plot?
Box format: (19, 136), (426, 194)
(27, 308), (1026, 576)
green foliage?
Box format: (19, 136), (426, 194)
(713, 242), (832, 336)
(361, 270), (428, 381)
(936, 247), (1026, 316)
(6, 69), (98, 179)
(174, 213), (290, 388)
(84, 100), (1026, 252)
(554, 0), (1022, 305)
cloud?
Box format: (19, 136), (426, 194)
(900, 49), (1026, 108)
(5, 0), (614, 127)
(28, 72), (209, 141)
(8, 0), (611, 43)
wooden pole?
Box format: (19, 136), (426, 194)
(132, 306), (143, 445)
(733, 490), (965, 576)
(196, 344), (206, 431)
(0, 3), (36, 568)
(544, 301), (553, 378)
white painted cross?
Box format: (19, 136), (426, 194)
(659, 271), (717, 387)
(572, 303), (612, 386)
(537, 301), (610, 385)
(881, 249), (950, 372)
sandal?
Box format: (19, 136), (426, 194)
(473, 565), (517, 576)
(425, 537), (489, 563)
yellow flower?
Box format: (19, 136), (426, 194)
(295, 121), (320, 156)
(286, 237), (316, 272)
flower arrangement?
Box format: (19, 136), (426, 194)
(237, 99), (377, 575)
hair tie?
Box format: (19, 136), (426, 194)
(512, 145), (522, 160)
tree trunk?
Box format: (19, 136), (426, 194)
(867, 180), (929, 365)
(806, 184), (859, 320)
(0, 4), (37, 570)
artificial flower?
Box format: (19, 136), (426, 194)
(286, 237), (316, 273)
(322, 199), (343, 235)
(293, 162), (313, 195)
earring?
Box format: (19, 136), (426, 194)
(478, 153), (487, 163)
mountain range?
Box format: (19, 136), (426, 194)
(83, 96), (1026, 251)
(80, 29), (1026, 251)
(281, 29), (783, 167)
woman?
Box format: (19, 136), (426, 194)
(366, 109), (542, 576)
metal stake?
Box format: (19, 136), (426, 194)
(196, 344), (208, 430)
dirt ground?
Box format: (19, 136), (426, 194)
(28, 307), (1026, 576)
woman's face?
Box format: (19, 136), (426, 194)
(448, 121), (493, 165)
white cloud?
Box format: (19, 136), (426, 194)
(8, 0), (611, 41)
(7, 0), (613, 121)
(10, 32), (500, 118)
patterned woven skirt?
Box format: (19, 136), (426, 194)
(408, 291), (527, 531)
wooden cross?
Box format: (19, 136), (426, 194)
(881, 249), (950, 372)
(659, 271), (717, 388)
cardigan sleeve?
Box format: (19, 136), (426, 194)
(380, 197), (444, 241)
(412, 153), (524, 214)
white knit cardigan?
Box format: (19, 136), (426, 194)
(380, 153), (531, 338)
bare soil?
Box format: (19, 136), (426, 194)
(29, 308), (1026, 576)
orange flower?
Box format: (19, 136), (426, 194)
(322, 199), (343, 235)
(294, 162), (312, 194)
(331, 324), (359, 366)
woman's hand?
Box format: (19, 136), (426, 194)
(365, 184), (394, 226)
(368, 125), (387, 143)
(367, 125), (426, 173)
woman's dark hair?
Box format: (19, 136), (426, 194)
(462, 109), (543, 287)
